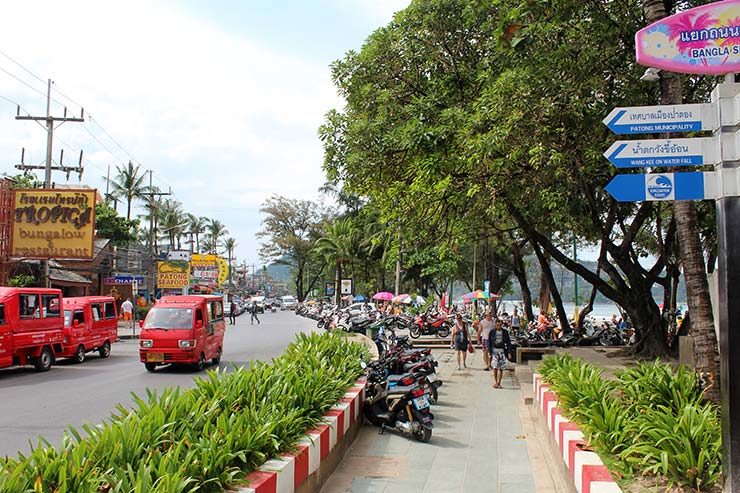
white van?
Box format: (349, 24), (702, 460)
(281, 296), (297, 311)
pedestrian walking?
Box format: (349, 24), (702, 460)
(121, 297), (134, 333)
(451, 313), (469, 370)
(250, 302), (260, 325)
(487, 319), (512, 389)
(510, 308), (521, 336)
(229, 300), (237, 325)
(475, 312), (495, 371)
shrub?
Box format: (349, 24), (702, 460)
(0, 331), (369, 493)
(539, 356), (721, 490)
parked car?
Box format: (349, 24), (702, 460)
(346, 302), (377, 317)
(139, 295), (225, 372)
(0, 287), (64, 372)
(59, 296), (117, 363)
(281, 295), (297, 310)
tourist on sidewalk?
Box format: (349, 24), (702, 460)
(475, 312), (495, 371)
(121, 298), (134, 333)
(487, 319), (512, 388)
(452, 313), (469, 370)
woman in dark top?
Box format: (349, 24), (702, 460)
(451, 313), (469, 370)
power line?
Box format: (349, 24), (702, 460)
(0, 48), (47, 86)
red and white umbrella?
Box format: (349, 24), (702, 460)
(372, 291), (395, 301)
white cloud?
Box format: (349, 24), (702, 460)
(0, 0), (347, 263)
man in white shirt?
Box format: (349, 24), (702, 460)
(475, 312), (496, 371)
(121, 298), (134, 332)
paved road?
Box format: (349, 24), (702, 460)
(0, 310), (315, 457)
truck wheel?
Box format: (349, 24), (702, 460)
(34, 347), (53, 372)
(73, 345), (86, 364)
(144, 362), (157, 372)
(212, 347), (222, 365)
(196, 353), (206, 371)
(98, 341), (111, 358)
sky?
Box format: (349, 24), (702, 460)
(0, 0), (411, 265)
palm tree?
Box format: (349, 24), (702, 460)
(186, 214), (208, 253)
(314, 218), (360, 304)
(106, 161), (148, 221)
(205, 219), (229, 254)
(158, 199), (187, 250)
(642, 0), (720, 405)
(224, 238), (238, 286)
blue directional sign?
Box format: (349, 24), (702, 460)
(603, 137), (718, 168)
(604, 172), (713, 202)
(603, 104), (717, 135)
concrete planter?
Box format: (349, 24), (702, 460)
(234, 378), (366, 493)
(533, 373), (622, 493)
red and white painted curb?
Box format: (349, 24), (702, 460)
(533, 373), (621, 493)
(237, 379), (365, 493)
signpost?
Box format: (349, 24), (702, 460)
(608, 2), (740, 488)
(603, 137), (719, 168)
(602, 103), (718, 134)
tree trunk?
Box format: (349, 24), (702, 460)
(512, 241), (535, 323)
(334, 262), (342, 305)
(531, 238), (569, 333)
(538, 250), (551, 314)
(642, 0), (720, 404)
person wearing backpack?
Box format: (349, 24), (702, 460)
(487, 319), (512, 388)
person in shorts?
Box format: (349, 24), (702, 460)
(475, 312), (495, 371)
(451, 313), (469, 370)
(487, 319), (512, 389)
(121, 298), (134, 332)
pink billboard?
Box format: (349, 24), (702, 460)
(636, 0), (740, 75)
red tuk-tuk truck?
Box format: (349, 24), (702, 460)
(0, 287), (64, 372)
(139, 295), (226, 372)
(60, 296), (118, 363)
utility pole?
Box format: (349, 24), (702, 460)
(394, 230), (401, 295)
(14, 79), (85, 287)
(139, 170), (171, 297)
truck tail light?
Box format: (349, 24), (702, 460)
(178, 339), (196, 348)
(140, 339), (153, 348)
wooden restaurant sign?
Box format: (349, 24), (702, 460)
(636, 0), (740, 75)
(11, 189), (96, 259)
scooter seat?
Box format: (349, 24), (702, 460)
(386, 385), (415, 397)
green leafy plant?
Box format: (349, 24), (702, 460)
(0, 332), (369, 493)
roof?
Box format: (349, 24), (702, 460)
(48, 260), (92, 285)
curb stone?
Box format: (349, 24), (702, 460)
(233, 378), (366, 493)
(533, 373), (622, 493)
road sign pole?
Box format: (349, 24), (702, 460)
(714, 78), (740, 493)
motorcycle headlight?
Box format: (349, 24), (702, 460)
(140, 339), (153, 348)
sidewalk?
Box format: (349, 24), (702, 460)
(320, 348), (541, 493)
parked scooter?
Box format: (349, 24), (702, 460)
(362, 361), (434, 442)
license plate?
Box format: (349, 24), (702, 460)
(146, 352), (164, 362)
(413, 395), (430, 410)
(427, 374), (438, 383)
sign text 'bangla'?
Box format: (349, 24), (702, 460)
(636, 0), (740, 75)
(11, 189), (96, 259)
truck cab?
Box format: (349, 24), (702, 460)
(139, 295), (225, 372)
(60, 296), (118, 363)
(0, 287), (64, 372)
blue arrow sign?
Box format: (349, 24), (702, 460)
(603, 104), (717, 135)
(604, 137), (719, 168)
(605, 172), (712, 202)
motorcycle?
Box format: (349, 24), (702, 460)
(362, 361), (434, 442)
(410, 308), (451, 339)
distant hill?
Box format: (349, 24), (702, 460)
(267, 262), (292, 282)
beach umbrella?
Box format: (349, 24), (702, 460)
(354, 295), (366, 302)
(392, 294), (409, 303)
(372, 291), (395, 301)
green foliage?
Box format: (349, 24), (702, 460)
(0, 332), (369, 493)
(95, 202), (139, 246)
(3, 172), (38, 188)
(9, 274), (37, 287)
(540, 356), (721, 490)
